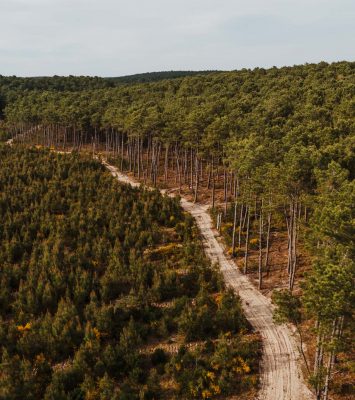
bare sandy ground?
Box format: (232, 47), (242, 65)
(103, 161), (313, 400)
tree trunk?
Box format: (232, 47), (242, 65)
(207, 161), (211, 189)
(265, 212), (272, 276)
(164, 144), (169, 182)
(244, 207), (250, 274)
(211, 157), (215, 210)
(194, 155), (199, 203)
(289, 200), (298, 291)
(296, 325), (311, 376)
(223, 168), (227, 215)
(137, 137), (141, 179)
(286, 204), (292, 275)
(314, 320), (324, 399)
(231, 196), (238, 257)
(323, 319), (338, 400)
(120, 132), (124, 171)
(190, 148), (193, 190)
(175, 146), (182, 193)
(183, 148), (188, 185)
(238, 203), (244, 248)
(258, 198), (263, 289)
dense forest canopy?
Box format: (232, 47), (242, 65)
(1, 61), (354, 399)
(0, 146), (259, 399)
(0, 70), (218, 118)
(2, 62), (354, 178)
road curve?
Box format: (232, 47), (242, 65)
(5, 138), (311, 400)
(103, 161), (313, 400)
(5, 136), (312, 400)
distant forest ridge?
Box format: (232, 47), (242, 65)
(2, 61), (353, 92)
(106, 70), (222, 83)
(0, 70), (222, 92)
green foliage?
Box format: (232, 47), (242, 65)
(0, 130), (11, 142)
(2, 60), (353, 398)
(0, 146), (253, 399)
(272, 290), (302, 326)
(170, 334), (260, 399)
(179, 288), (248, 341)
(304, 161), (354, 324)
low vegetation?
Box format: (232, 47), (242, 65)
(0, 146), (259, 399)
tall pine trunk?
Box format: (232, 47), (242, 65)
(194, 155), (199, 203)
(265, 209), (272, 276)
(231, 197), (238, 257)
(244, 207), (250, 274)
(258, 199), (264, 289)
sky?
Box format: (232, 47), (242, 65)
(1, 0), (354, 77)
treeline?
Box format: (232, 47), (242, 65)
(0, 71), (216, 118)
(2, 61), (354, 398)
(0, 146), (259, 399)
(0, 75), (112, 92)
(0, 70), (215, 94)
(107, 70), (221, 84)
(0, 75), (113, 118)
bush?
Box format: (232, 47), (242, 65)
(151, 348), (168, 366)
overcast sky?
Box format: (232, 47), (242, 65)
(1, 0), (354, 77)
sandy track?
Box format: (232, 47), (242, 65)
(5, 139), (311, 399)
(4, 138), (311, 399)
(104, 161), (312, 400)
(181, 201), (312, 400)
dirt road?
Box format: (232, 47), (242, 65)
(5, 138), (311, 399)
(5, 136), (312, 399)
(104, 161), (313, 400)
